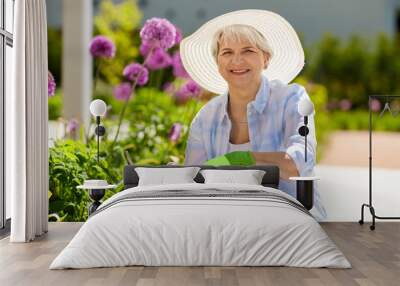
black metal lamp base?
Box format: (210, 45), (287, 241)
(289, 177), (318, 211)
(296, 180), (314, 210)
(88, 188), (105, 215)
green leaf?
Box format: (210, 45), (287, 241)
(49, 200), (66, 212)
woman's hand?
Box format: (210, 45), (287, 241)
(252, 152), (300, 180)
(204, 151), (300, 180)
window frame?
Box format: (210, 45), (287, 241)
(0, 0), (14, 234)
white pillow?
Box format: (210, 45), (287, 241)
(200, 169), (266, 185)
(135, 167), (200, 186)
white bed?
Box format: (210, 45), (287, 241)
(50, 183), (351, 269)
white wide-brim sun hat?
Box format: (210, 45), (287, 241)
(180, 9), (305, 95)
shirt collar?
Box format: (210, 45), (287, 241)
(220, 75), (270, 122)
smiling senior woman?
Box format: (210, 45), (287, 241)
(180, 10), (326, 220)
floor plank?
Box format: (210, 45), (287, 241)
(0, 222), (399, 286)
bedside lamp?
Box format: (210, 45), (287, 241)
(289, 97), (318, 211)
(297, 97), (314, 162)
(89, 99), (107, 163)
(77, 100), (113, 216)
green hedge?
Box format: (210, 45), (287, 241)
(304, 33), (400, 109)
(329, 110), (400, 131)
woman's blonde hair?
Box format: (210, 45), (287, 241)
(211, 24), (274, 63)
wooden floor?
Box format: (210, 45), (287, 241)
(0, 222), (399, 286)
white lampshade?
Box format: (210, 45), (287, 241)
(298, 98), (314, 116)
(89, 99), (107, 117)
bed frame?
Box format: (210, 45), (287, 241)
(123, 165), (280, 189)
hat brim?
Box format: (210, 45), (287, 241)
(180, 9), (305, 94)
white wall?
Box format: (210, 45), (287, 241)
(316, 165), (400, 222)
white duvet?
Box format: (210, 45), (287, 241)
(50, 183), (351, 269)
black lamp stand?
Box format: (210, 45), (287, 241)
(94, 116), (106, 163)
(298, 116), (309, 162)
(291, 115), (314, 210)
(86, 116), (107, 215)
(88, 189), (105, 215)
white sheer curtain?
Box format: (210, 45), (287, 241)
(7, 0), (48, 242)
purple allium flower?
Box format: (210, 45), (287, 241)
(370, 99), (381, 112)
(66, 118), (79, 134)
(113, 82), (132, 101)
(175, 80), (201, 103)
(145, 48), (172, 70)
(123, 63), (149, 86)
(168, 123), (182, 142)
(174, 90), (190, 104)
(140, 17), (176, 50)
(326, 100), (338, 111)
(339, 99), (352, 111)
(174, 26), (183, 45)
(48, 71), (56, 97)
(89, 35), (116, 59)
(181, 80), (201, 97)
(163, 81), (176, 94)
(172, 51), (189, 78)
(139, 42), (151, 57)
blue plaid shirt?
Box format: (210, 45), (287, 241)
(184, 75), (327, 220)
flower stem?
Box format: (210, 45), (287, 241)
(111, 47), (155, 148)
(111, 95), (130, 147)
(156, 69), (164, 97)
